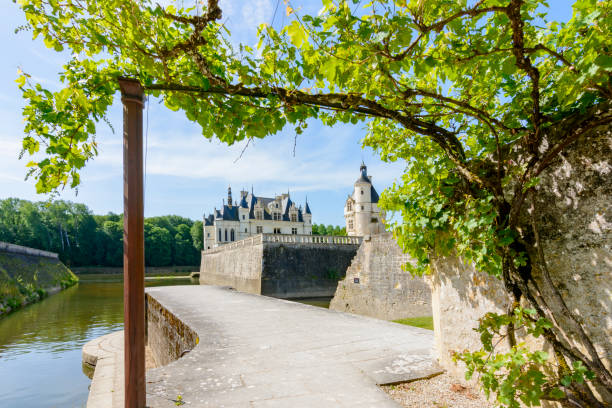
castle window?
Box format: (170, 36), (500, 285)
(242, 215), (245, 220)
(347, 201), (352, 211)
(206, 232), (210, 238)
(275, 203), (278, 208)
(218, 229), (222, 242)
(291, 228), (298, 235)
(273, 212), (281, 221)
(256, 210), (263, 220)
(273, 228), (281, 234)
(371, 218), (378, 223)
(245, 228), (247, 233)
(256, 226), (263, 234)
(290, 213), (297, 222)
(230, 229), (235, 241)
(225, 229), (228, 241)
(348, 220), (354, 230)
(361, 189), (363, 195)
(361, 205), (364, 210)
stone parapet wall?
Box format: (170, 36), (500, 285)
(330, 233), (432, 320)
(146, 293), (198, 367)
(199, 240), (264, 295)
(199, 234), (360, 298)
(0, 241), (58, 259)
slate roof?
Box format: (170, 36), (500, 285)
(371, 186), (380, 203)
(352, 163), (379, 203)
(355, 168), (371, 184)
(206, 190), (309, 223)
(355, 163), (372, 185)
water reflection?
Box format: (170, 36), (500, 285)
(0, 277), (197, 408)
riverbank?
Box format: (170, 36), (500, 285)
(72, 265), (199, 275)
(0, 250), (78, 317)
(77, 274), (198, 283)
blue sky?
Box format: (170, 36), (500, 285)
(0, 1), (574, 226)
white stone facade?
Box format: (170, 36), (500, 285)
(344, 163), (385, 236)
(202, 188), (312, 249)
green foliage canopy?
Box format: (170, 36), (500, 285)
(14, 0), (612, 405)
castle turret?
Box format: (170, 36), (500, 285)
(345, 163), (384, 236)
(227, 186), (233, 208)
(303, 198), (312, 227)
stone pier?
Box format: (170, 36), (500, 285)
(200, 234), (362, 298)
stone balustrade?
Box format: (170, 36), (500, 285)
(261, 233), (362, 245)
(202, 234), (361, 255)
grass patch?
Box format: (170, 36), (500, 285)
(0, 252), (78, 316)
(393, 316), (434, 330)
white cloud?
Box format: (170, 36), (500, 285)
(240, 0), (274, 28)
(133, 123), (404, 194)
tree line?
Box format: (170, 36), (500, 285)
(311, 223), (346, 236)
(0, 198), (202, 267)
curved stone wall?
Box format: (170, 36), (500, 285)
(146, 293), (198, 367)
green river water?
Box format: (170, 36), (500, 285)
(0, 277), (197, 408)
(0, 277), (331, 408)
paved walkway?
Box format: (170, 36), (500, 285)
(144, 286), (441, 407)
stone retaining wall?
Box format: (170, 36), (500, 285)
(146, 293), (198, 367)
(0, 247), (77, 316)
(330, 233), (432, 320)
(262, 242), (359, 298)
(0, 241), (58, 259)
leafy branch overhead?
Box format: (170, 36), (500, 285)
(16, 0), (610, 194)
(14, 0), (612, 406)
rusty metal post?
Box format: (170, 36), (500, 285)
(118, 77), (146, 408)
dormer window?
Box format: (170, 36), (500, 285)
(273, 212), (281, 221)
(290, 213), (297, 222)
(347, 201), (352, 211)
(256, 210), (263, 220)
